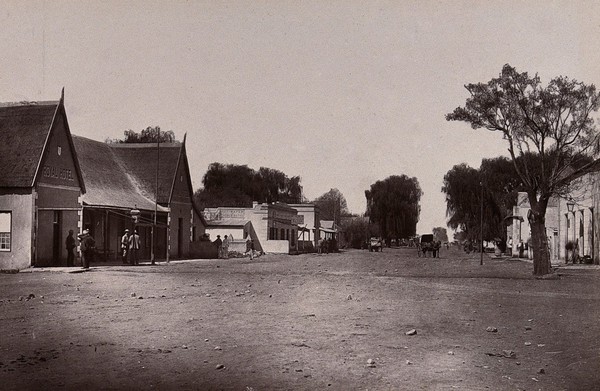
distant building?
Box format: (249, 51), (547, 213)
(508, 173), (599, 264)
(319, 220), (338, 241)
(204, 202), (300, 254)
(288, 203), (320, 251)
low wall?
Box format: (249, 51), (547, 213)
(261, 240), (290, 254)
(228, 240), (249, 254)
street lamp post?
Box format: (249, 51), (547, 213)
(567, 201), (576, 262)
(566, 201), (575, 241)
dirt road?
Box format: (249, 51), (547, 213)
(2, 247), (599, 390)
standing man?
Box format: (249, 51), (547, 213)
(247, 238), (255, 260)
(65, 229), (76, 267)
(222, 235), (230, 259)
(129, 230), (141, 265)
(121, 229), (130, 264)
(214, 235), (223, 259)
(78, 229), (95, 269)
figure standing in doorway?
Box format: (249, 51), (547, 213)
(65, 230), (76, 267)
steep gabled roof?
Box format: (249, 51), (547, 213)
(110, 142), (181, 204)
(0, 92), (85, 191)
(72, 136), (168, 212)
(0, 100), (59, 187)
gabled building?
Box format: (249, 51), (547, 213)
(0, 91), (205, 269)
(0, 92), (85, 269)
(73, 134), (206, 261)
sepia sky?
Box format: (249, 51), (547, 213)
(1, 1), (600, 233)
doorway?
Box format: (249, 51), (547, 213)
(52, 210), (62, 265)
(178, 217), (183, 259)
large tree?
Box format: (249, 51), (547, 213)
(312, 188), (349, 225)
(365, 175), (422, 240)
(106, 126), (177, 143)
(447, 64), (600, 275)
(194, 163), (304, 208)
(432, 227), (448, 243)
(442, 157), (520, 244)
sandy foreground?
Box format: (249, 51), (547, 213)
(1, 247), (599, 391)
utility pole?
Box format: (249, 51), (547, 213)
(151, 129), (160, 265)
(480, 181), (484, 266)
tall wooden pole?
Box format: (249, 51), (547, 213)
(151, 130), (159, 265)
(480, 181), (484, 266)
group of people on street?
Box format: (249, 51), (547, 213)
(317, 237), (337, 254)
(213, 234), (230, 259)
(121, 229), (141, 265)
(65, 229), (96, 269)
(64, 228), (141, 269)
(213, 234), (257, 259)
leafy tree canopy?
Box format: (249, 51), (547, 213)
(194, 163), (304, 208)
(446, 64), (600, 274)
(312, 188), (349, 225)
(365, 175), (422, 239)
(432, 227), (449, 243)
(105, 126), (177, 143)
(442, 157), (519, 243)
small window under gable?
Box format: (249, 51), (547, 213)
(0, 212), (11, 251)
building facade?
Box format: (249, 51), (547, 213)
(289, 203), (321, 252)
(0, 92), (205, 269)
(204, 202), (301, 254)
(0, 95), (85, 269)
(508, 173), (599, 264)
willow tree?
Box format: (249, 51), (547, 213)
(447, 64), (600, 275)
(365, 175), (422, 240)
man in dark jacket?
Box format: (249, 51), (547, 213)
(65, 230), (76, 267)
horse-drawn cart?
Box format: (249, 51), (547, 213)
(417, 234), (440, 257)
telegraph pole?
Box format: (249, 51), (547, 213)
(480, 181), (484, 266)
(151, 129), (160, 265)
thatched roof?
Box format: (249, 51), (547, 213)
(72, 136), (169, 212)
(110, 142), (182, 204)
(0, 101), (59, 187)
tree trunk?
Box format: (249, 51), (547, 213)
(531, 218), (552, 275)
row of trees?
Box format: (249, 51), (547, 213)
(105, 126), (177, 144)
(194, 163), (303, 207)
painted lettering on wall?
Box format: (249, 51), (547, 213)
(42, 165), (74, 181)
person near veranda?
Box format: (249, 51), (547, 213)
(65, 229), (76, 267)
(129, 230), (141, 265)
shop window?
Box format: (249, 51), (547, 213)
(0, 212), (11, 251)
(281, 228), (285, 240)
